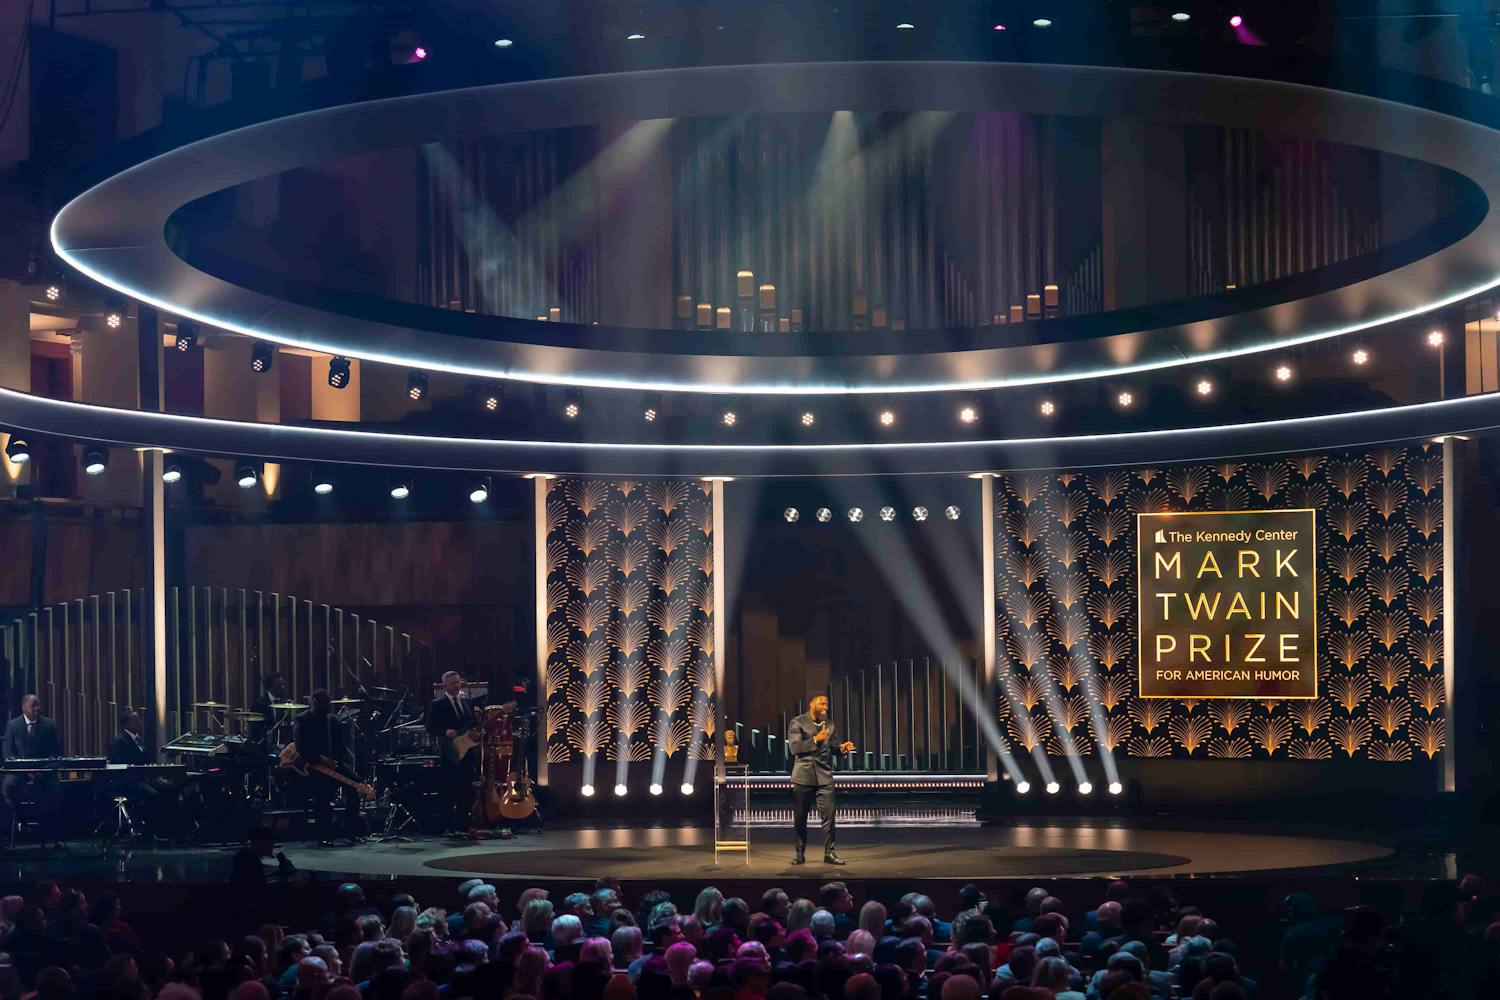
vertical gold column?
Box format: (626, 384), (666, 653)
(1442, 440), (1457, 793)
(712, 479), (728, 776)
(533, 475), (551, 786)
(979, 473), (998, 784)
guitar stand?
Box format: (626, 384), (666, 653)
(96, 795), (137, 853)
(374, 783), (422, 843)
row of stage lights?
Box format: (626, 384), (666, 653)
(1013, 779), (1124, 796)
(581, 781), (694, 797)
(785, 505), (960, 523)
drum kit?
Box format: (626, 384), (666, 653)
(175, 682), (538, 839)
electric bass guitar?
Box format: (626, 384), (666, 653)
(278, 742), (375, 800)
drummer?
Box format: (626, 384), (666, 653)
(248, 674), (289, 747)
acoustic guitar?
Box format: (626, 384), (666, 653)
(278, 742), (375, 800)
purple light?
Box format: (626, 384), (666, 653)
(1228, 14), (1243, 27)
(993, 23), (1006, 30)
(414, 45), (428, 59)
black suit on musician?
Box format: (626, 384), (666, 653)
(107, 730), (164, 825)
(426, 692), (479, 832)
(293, 708), (361, 841)
(2, 714), (62, 839)
(787, 713), (841, 859)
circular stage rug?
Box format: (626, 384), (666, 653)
(421, 843), (1191, 879)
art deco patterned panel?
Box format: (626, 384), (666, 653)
(993, 448), (1444, 762)
(544, 479), (716, 766)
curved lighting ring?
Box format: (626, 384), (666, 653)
(52, 61), (1500, 396)
(0, 385), (1493, 478)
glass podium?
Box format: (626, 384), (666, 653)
(714, 764), (750, 864)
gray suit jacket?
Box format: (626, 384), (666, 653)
(787, 713), (837, 786)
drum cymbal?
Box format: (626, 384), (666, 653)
(330, 697), (365, 705)
(369, 685), (400, 696)
(233, 713), (266, 723)
(194, 701), (232, 709)
(269, 702), (307, 710)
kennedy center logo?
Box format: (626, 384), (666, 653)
(1137, 509), (1318, 700)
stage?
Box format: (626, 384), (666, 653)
(1, 820), (1436, 886)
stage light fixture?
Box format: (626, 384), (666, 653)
(235, 462), (259, 489)
(1078, 781), (1093, 795)
(1032, 17), (1052, 27)
(721, 411), (737, 427)
(82, 445), (108, 477)
(407, 372), (428, 401)
(494, 38), (513, 47)
(328, 356), (352, 389)
(993, 23), (1006, 30)
(879, 506), (896, 522)
(1195, 378), (1214, 397)
(958, 405), (978, 424)
(1171, 11), (1190, 21)
(104, 298), (126, 328)
(1352, 347), (1370, 366)
(1015, 781), (1031, 794)
(848, 507), (864, 523)
(643, 393), (662, 423)
(44, 284), (60, 302)
(784, 507), (800, 523)
(1039, 400), (1055, 417)
(626, 32), (645, 40)
(1045, 781), (1061, 794)
(613, 783), (627, 797)
(162, 460), (182, 484)
(1108, 781), (1123, 795)
(1229, 14), (1243, 27)
(251, 341), (274, 373)
(912, 506), (929, 521)
(1427, 329), (1445, 347)
(680, 783), (694, 795)
(1116, 390), (1134, 408)
(581, 783), (595, 797)
(563, 390), (582, 419)
(649, 783), (662, 796)
(5, 435), (30, 465)
(879, 410), (896, 427)
(481, 384), (502, 412)
(414, 46), (428, 60)
(944, 505), (961, 520)
(106, 312), (122, 329)
(313, 468), (335, 495)
(174, 321), (199, 352)
(896, 22), (914, 29)
(1274, 364), (1293, 383)
(801, 411), (815, 427)
(469, 477), (491, 504)
(816, 507), (832, 523)
(389, 477), (411, 500)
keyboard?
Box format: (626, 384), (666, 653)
(0, 757), (107, 772)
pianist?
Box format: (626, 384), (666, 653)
(108, 710), (163, 827)
(2, 694), (62, 842)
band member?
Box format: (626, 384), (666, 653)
(426, 671), (478, 835)
(2, 694), (62, 842)
(786, 693), (855, 866)
(292, 690), (362, 846)
(108, 710), (168, 831)
(248, 673), (288, 747)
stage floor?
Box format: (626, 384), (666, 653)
(2, 821), (1411, 884)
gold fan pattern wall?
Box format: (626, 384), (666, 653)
(545, 478), (716, 765)
(993, 447), (1445, 762)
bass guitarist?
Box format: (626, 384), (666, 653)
(290, 689), (368, 846)
(426, 671), (481, 835)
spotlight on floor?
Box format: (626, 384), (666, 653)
(328, 356), (352, 389)
(848, 507), (864, 523)
(407, 372), (428, 401)
(82, 445), (108, 477)
(1015, 781), (1031, 794)
(1108, 781), (1124, 795)
(5, 436), (30, 465)
(613, 783), (628, 797)
(236, 462), (259, 489)
(581, 783), (595, 797)
(174, 321), (199, 352)
(389, 477), (411, 500)
(649, 783), (663, 796)
(879, 506), (896, 522)
(1078, 781), (1093, 795)
(680, 783), (694, 795)
(162, 460), (182, 484)
(469, 477), (491, 504)
(784, 507), (800, 523)
(816, 507), (832, 523)
(1045, 781), (1061, 795)
(251, 341), (275, 373)
(944, 505), (961, 521)
(912, 506), (929, 522)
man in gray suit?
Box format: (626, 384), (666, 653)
(787, 693), (855, 866)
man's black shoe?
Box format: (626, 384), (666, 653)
(824, 853), (847, 865)
(791, 854), (805, 865)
